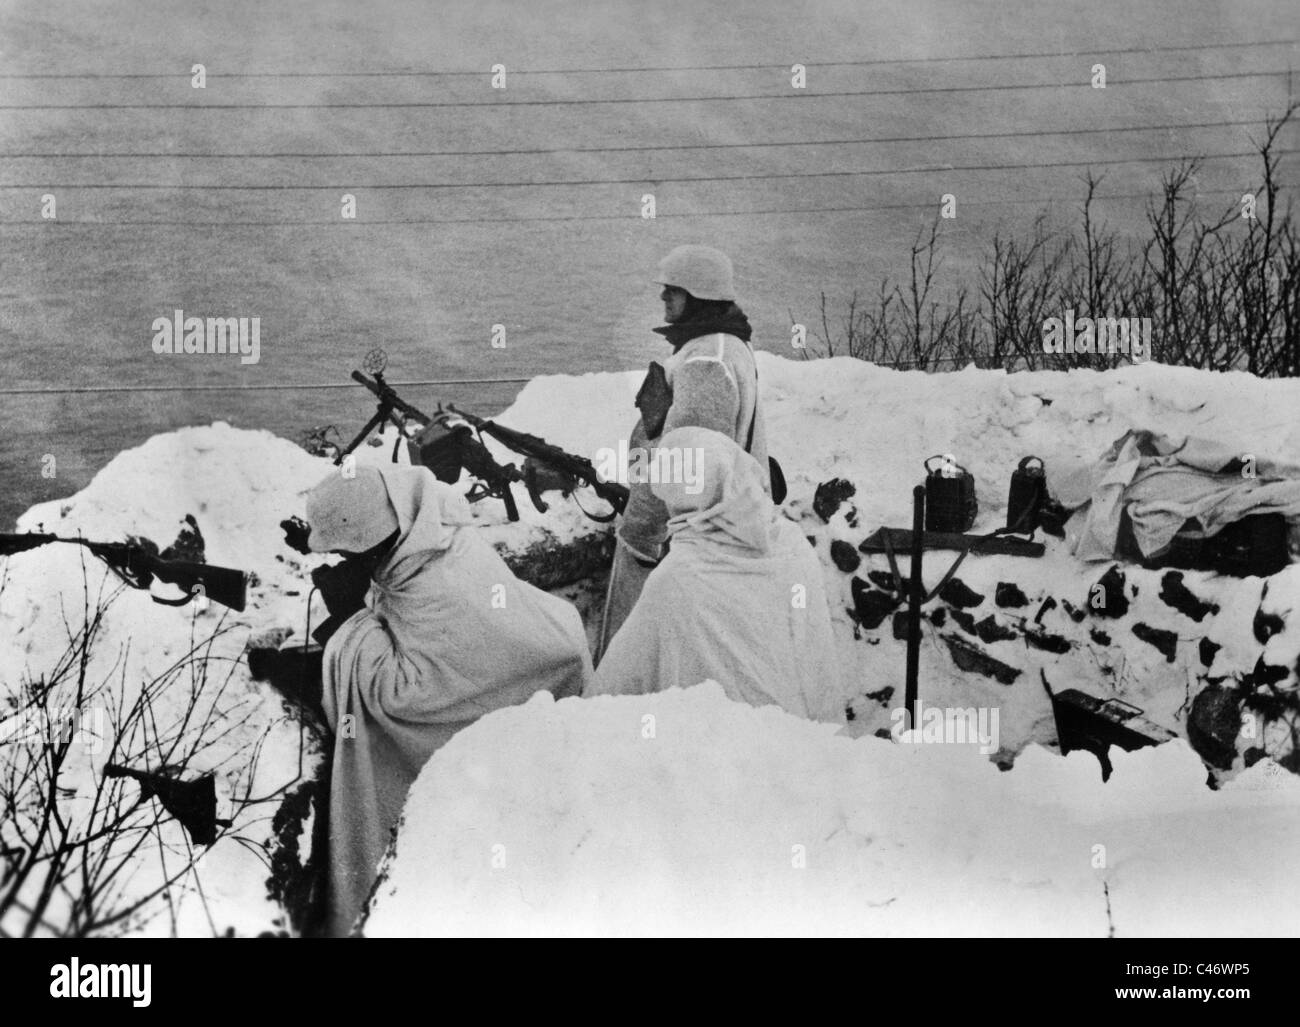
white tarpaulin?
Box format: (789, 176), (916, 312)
(1051, 429), (1300, 562)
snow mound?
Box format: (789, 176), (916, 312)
(365, 683), (1300, 937)
(6, 354), (1300, 935)
(764, 358), (1300, 774)
(0, 415), (611, 935)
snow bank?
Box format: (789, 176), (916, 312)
(4, 354), (1299, 934)
(365, 683), (1300, 937)
(760, 358), (1300, 773)
(0, 413), (618, 935)
(487, 357), (1300, 776)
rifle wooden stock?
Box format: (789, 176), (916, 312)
(144, 556), (248, 613)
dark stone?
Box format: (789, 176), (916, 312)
(1089, 565), (1129, 619)
(1243, 657), (1291, 689)
(928, 607), (947, 627)
(874, 728), (894, 740)
(806, 535), (817, 547)
(994, 581), (1030, 608)
(1241, 668), (1294, 722)
(813, 478), (857, 523)
(1090, 628), (1111, 646)
(867, 569), (904, 593)
(1243, 746), (1267, 768)
(1253, 607), (1284, 645)
(1034, 596), (1058, 624)
(1187, 683), (1242, 770)
(851, 577), (899, 629)
(1061, 599), (1087, 623)
(1132, 622), (1178, 662)
(938, 577), (984, 609)
(1199, 638), (1221, 668)
(844, 704), (855, 722)
(1025, 629), (1072, 654)
(949, 608), (977, 635)
(940, 634), (1021, 685)
(864, 686), (894, 705)
(830, 539), (861, 573)
(1158, 571), (1219, 622)
(975, 615), (1019, 644)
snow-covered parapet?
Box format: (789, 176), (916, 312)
(364, 683), (1300, 937)
(4, 355), (1298, 935)
(0, 410), (626, 936)
(764, 357), (1300, 774)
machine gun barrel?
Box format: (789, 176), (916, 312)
(350, 370), (432, 426)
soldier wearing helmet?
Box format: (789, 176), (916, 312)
(594, 244), (773, 663)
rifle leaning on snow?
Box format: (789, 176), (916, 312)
(0, 534), (248, 612)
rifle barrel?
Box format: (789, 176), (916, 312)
(0, 532), (59, 556)
(0, 534), (248, 612)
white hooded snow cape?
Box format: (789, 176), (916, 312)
(587, 427), (842, 722)
(311, 465), (592, 936)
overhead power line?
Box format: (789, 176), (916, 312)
(0, 38), (1292, 79)
(0, 187), (1262, 229)
(0, 69), (1290, 110)
(1, 148), (1288, 190)
(0, 118), (1267, 159)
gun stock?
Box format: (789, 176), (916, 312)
(146, 557), (248, 613)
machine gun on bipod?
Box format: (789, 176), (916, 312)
(344, 349), (627, 523)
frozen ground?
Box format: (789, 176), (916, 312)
(2, 354), (1298, 934)
(366, 682), (1300, 937)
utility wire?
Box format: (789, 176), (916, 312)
(0, 38), (1292, 79)
(0, 188), (1263, 229)
(0, 118), (1267, 159)
(2, 148), (1288, 190)
(0, 69), (1290, 109)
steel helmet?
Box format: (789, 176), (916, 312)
(655, 245), (736, 302)
(305, 466), (400, 554)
